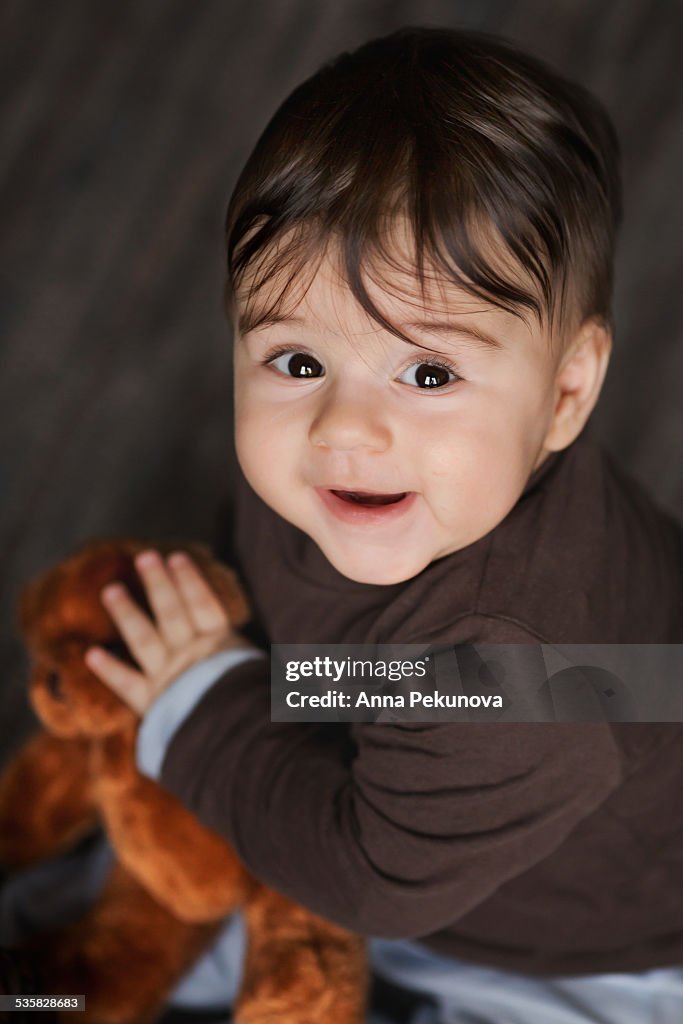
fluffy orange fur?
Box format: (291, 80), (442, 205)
(0, 538), (367, 1023)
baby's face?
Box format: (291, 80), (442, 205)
(233, 246), (561, 585)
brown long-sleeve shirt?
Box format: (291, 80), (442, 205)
(158, 425), (683, 975)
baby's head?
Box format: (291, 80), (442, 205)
(225, 27), (622, 585)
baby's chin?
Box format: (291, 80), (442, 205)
(321, 545), (434, 587)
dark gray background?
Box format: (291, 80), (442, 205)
(2, 0), (682, 761)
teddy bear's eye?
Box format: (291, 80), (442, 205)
(46, 671), (64, 700)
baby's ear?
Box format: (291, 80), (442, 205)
(545, 319), (612, 451)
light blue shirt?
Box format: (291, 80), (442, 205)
(135, 646), (266, 781)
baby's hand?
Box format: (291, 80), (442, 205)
(84, 549), (257, 717)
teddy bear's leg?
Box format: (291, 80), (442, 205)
(0, 733), (97, 868)
(30, 860), (224, 1024)
(235, 887), (369, 1024)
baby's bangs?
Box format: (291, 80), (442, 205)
(227, 198), (558, 350)
(226, 220), (327, 335)
(337, 202), (554, 344)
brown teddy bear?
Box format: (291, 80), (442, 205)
(0, 538), (368, 1024)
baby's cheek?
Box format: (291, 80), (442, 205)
(428, 439), (527, 538)
(235, 419), (294, 514)
(234, 427), (270, 497)
(235, 405), (274, 468)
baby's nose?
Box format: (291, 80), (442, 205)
(309, 388), (391, 453)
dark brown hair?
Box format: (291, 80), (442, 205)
(224, 26), (622, 353)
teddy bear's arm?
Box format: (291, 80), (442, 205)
(92, 722), (251, 922)
(0, 731), (98, 869)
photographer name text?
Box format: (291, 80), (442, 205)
(284, 689), (503, 709)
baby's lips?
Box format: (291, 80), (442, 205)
(317, 480), (410, 495)
(331, 490), (408, 505)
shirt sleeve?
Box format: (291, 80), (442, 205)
(155, 614), (622, 939)
(135, 648), (267, 781)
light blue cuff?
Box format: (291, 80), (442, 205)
(135, 647), (267, 781)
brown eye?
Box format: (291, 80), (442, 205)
(399, 360), (459, 389)
(268, 350), (324, 378)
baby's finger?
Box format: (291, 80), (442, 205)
(100, 583), (167, 677)
(166, 552), (230, 634)
(84, 646), (151, 717)
(133, 550), (195, 649)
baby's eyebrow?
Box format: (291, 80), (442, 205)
(238, 310), (504, 351)
(399, 319), (504, 351)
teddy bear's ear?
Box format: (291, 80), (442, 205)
(177, 541), (213, 564)
(170, 543), (252, 629)
(204, 561), (252, 628)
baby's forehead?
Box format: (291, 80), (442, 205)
(236, 247), (537, 350)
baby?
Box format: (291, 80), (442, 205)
(87, 26), (683, 1023)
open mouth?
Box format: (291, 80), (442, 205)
(316, 486), (417, 524)
(330, 490), (408, 506)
